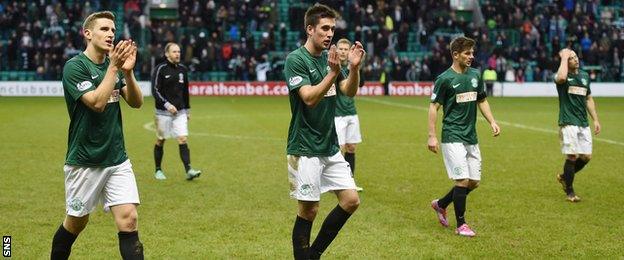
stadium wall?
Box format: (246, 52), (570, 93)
(0, 81), (153, 97)
(493, 82), (624, 97)
(187, 82), (385, 96)
(0, 81), (622, 97)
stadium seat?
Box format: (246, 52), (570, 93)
(1, 0), (622, 82)
(9, 71), (18, 81)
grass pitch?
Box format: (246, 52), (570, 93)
(1, 96), (623, 258)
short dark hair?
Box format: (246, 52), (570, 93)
(83, 11), (115, 31)
(449, 36), (476, 55)
(304, 4), (339, 29)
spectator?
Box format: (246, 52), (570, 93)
(255, 54), (270, 82)
(505, 65), (516, 82)
(515, 69), (525, 83)
(1, 0), (622, 82)
(483, 66), (497, 97)
(405, 63), (419, 82)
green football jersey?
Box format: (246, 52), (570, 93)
(335, 67), (357, 116)
(284, 46), (340, 156)
(431, 67), (486, 145)
(62, 52), (128, 167)
(555, 70), (591, 127)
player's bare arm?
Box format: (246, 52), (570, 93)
(120, 40), (143, 108)
(427, 102), (441, 153)
(477, 99), (501, 136)
(586, 95), (601, 135)
(554, 49), (571, 84)
(298, 45), (341, 107)
(80, 40), (130, 113)
(339, 41), (366, 97)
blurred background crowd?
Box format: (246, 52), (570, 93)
(1, 0), (623, 82)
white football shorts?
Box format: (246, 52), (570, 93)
(155, 110), (189, 139)
(441, 143), (482, 181)
(334, 115), (362, 145)
(559, 125), (592, 155)
(64, 159), (140, 217)
(287, 152), (357, 201)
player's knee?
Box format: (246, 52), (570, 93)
(579, 154), (591, 162)
(177, 136), (188, 144)
(340, 194), (360, 213)
(566, 154), (578, 161)
(64, 215), (89, 234)
(455, 179), (470, 187)
(155, 139), (165, 146)
(299, 206), (319, 221)
(345, 197), (360, 212)
(345, 144), (357, 153)
(468, 180), (480, 190)
(115, 209), (138, 232)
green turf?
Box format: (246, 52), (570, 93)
(1, 96), (623, 258)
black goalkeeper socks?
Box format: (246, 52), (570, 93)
(179, 143), (191, 172)
(154, 144), (163, 171)
(292, 216), (313, 260)
(51, 224), (77, 260)
(118, 231), (144, 260)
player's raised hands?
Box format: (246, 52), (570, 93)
(327, 44), (341, 73)
(348, 41), (366, 69)
(121, 40), (138, 73)
(559, 48), (571, 59)
(109, 40), (129, 69)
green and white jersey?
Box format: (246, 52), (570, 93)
(555, 70), (591, 127)
(284, 46), (340, 156)
(62, 52), (128, 167)
(431, 67), (486, 145)
(335, 67), (357, 116)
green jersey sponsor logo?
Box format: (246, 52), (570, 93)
(568, 86), (587, 96)
(76, 81), (93, 91)
(289, 76), (303, 86)
(456, 91), (477, 103)
(325, 83), (336, 97)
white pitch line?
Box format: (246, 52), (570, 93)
(142, 122), (281, 141)
(359, 97), (429, 112)
(359, 97), (624, 147)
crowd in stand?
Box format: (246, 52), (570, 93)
(1, 0), (623, 82)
